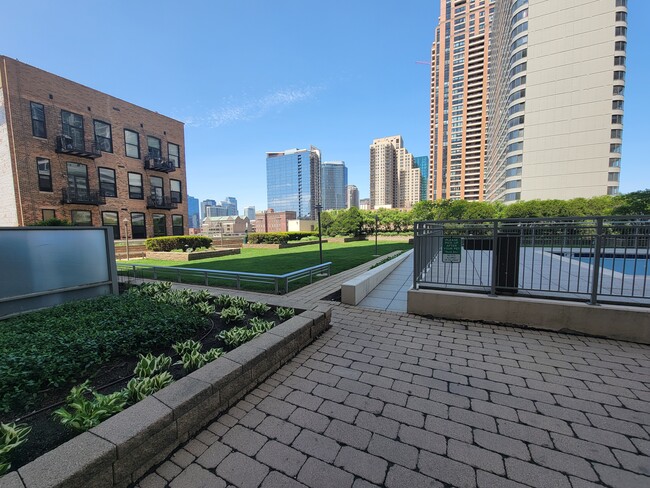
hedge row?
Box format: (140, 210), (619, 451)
(145, 236), (212, 251)
(247, 232), (318, 244)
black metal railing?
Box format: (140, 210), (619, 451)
(55, 135), (102, 158)
(146, 195), (178, 210)
(61, 188), (106, 205)
(144, 154), (176, 173)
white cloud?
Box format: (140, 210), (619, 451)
(185, 86), (321, 128)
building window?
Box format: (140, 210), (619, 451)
(505, 180), (522, 189)
(93, 120), (113, 153)
(131, 212), (146, 238)
(504, 192), (521, 201)
(610, 144), (622, 153)
(608, 172), (620, 182)
(147, 136), (162, 159)
(37, 157), (52, 192)
(505, 167), (522, 178)
(615, 41), (627, 52)
(611, 129), (623, 139)
(71, 210), (92, 226)
(98, 167), (117, 197)
(172, 215), (183, 236)
(609, 158), (621, 167)
(615, 11), (627, 22)
(616, 0), (626, 6)
(61, 110), (85, 150)
(168, 143), (180, 168)
(614, 56), (626, 66)
(67, 162), (89, 198)
(170, 179), (182, 203)
(612, 114), (623, 124)
(128, 172), (143, 199)
(615, 26), (627, 36)
(607, 186), (620, 196)
(125, 129), (140, 159)
(30, 102), (46, 138)
(613, 70), (625, 81)
(612, 100), (624, 110)
(152, 214), (166, 237)
(150, 176), (164, 204)
(613, 85), (624, 96)
(42, 209), (56, 220)
(101, 211), (120, 239)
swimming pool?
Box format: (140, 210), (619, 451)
(576, 254), (650, 275)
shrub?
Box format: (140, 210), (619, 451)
(27, 218), (72, 227)
(145, 236), (212, 252)
(53, 381), (128, 431)
(0, 423), (31, 476)
(247, 232), (317, 244)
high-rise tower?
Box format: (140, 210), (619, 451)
(370, 136), (421, 209)
(321, 161), (348, 210)
(429, 0), (492, 202)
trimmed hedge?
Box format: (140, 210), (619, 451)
(247, 232), (318, 244)
(145, 236), (212, 252)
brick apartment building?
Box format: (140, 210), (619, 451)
(0, 56), (188, 238)
(255, 210), (296, 233)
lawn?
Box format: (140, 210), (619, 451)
(119, 241), (411, 292)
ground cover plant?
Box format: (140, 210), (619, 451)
(120, 241), (411, 292)
(0, 285), (296, 474)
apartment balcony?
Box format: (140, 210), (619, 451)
(55, 135), (102, 159)
(146, 195), (178, 210)
(144, 154), (176, 173)
(61, 188), (105, 205)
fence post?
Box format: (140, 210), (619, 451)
(590, 217), (603, 305)
(285, 277), (289, 294)
(153, 267), (157, 280)
(413, 223), (418, 290)
(490, 220), (499, 296)
(204, 272), (208, 286)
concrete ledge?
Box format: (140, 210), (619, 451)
(242, 240), (327, 249)
(408, 288), (650, 344)
(8, 307), (332, 488)
(145, 249), (240, 261)
(341, 250), (411, 305)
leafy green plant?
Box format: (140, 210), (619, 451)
(133, 353), (172, 378)
(249, 317), (274, 333)
(0, 422), (31, 476)
(145, 235), (212, 252)
(275, 307), (295, 321)
(172, 339), (202, 357)
(220, 306), (246, 324)
(125, 372), (174, 403)
(53, 381), (128, 431)
(194, 301), (216, 316)
(176, 348), (224, 372)
(217, 327), (258, 347)
(215, 294), (234, 308)
(229, 296), (249, 309)
(249, 301), (270, 316)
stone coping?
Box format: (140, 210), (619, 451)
(242, 240), (327, 249)
(145, 249), (240, 261)
(6, 305), (331, 488)
(341, 250), (411, 305)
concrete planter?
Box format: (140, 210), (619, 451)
(341, 250), (411, 305)
(145, 249), (240, 261)
(7, 306), (331, 488)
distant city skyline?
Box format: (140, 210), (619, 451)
(1, 1), (647, 211)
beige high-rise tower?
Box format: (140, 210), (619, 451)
(430, 0), (627, 202)
(370, 135), (421, 209)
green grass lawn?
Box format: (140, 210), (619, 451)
(118, 241), (411, 293)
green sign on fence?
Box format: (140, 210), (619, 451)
(442, 237), (461, 263)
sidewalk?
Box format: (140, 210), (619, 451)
(134, 257), (650, 488)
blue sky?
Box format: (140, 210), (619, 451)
(2, 0), (648, 212)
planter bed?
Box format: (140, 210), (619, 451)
(242, 240), (327, 249)
(0, 285), (330, 487)
(145, 248), (240, 261)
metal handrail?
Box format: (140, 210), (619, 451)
(116, 261), (332, 294)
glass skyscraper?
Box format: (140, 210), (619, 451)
(266, 147), (321, 219)
(188, 196), (200, 229)
(321, 161), (348, 211)
(413, 156), (429, 202)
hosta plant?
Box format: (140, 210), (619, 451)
(0, 422), (31, 476)
(217, 327), (258, 347)
(249, 302), (271, 316)
(125, 372), (174, 403)
(172, 339), (202, 357)
(229, 296), (249, 309)
(176, 348), (224, 372)
(214, 294), (234, 308)
(133, 353), (172, 378)
(220, 306), (246, 324)
(249, 317), (274, 333)
(194, 301), (216, 317)
(275, 307), (295, 321)
(53, 381), (128, 431)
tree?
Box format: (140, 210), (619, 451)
(613, 189), (650, 215)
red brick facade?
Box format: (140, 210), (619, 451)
(0, 56), (188, 238)
(255, 210), (296, 233)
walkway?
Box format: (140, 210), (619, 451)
(358, 252), (413, 313)
(134, 257), (650, 488)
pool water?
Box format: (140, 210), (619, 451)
(577, 256), (650, 275)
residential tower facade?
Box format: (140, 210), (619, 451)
(321, 161), (348, 211)
(370, 135), (421, 209)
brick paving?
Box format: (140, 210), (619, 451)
(134, 257), (650, 488)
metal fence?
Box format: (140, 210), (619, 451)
(117, 261), (332, 294)
(413, 216), (650, 306)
